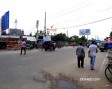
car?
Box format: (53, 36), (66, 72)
(99, 42), (112, 52)
(43, 41), (55, 51)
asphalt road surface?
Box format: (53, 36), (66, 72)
(0, 47), (111, 89)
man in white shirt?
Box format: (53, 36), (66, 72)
(88, 41), (98, 70)
(20, 39), (26, 55)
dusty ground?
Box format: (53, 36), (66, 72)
(0, 47), (112, 89)
(42, 53), (112, 89)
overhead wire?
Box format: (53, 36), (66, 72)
(56, 16), (112, 29)
(47, 0), (91, 20)
(49, 0), (112, 29)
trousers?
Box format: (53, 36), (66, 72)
(90, 56), (96, 69)
(77, 56), (84, 68)
(20, 47), (26, 55)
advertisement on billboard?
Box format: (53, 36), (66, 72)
(43, 35), (51, 41)
(1, 11), (9, 31)
(79, 29), (91, 35)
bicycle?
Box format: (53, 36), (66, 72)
(105, 49), (112, 82)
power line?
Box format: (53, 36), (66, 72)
(53, 4), (90, 18)
(99, 6), (112, 12)
(56, 16), (112, 29)
(47, 0), (91, 20)
(48, 0), (112, 22)
(57, 0), (89, 14)
(53, 5), (112, 28)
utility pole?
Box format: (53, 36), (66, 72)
(36, 20), (39, 34)
(15, 19), (17, 29)
(36, 20), (39, 40)
(67, 29), (69, 37)
(44, 12), (46, 35)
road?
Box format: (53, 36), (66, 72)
(0, 47), (111, 89)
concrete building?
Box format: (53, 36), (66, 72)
(9, 28), (24, 36)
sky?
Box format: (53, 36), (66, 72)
(0, 0), (112, 40)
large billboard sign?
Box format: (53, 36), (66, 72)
(1, 11), (9, 31)
(79, 29), (91, 35)
(43, 35), (51, 41)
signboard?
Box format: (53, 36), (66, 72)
(1, 11), (9, 31)
(43, 35), (51, 41)
(79, 29), (91, 35)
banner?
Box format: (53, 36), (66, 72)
(1, 11), (9, 31)
(79, 29), (91, 35)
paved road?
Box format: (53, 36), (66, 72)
(0, 47), (111, 89)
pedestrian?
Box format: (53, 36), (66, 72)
(88, 41), (98, 70)
(76, 42), (85, 68)
(20, 39), (26, 55)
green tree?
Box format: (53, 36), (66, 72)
(51, 33), (69, 42)
(29, 32), (32, 36)
(80, 36), (87, 42)
(110, 31), (112, 38)
(69, 35), (87, 43)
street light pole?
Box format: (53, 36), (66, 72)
(44, 12), (46, 35)
(36, 20), (39, 39)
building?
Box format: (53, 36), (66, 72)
(9, 28), (24, 36)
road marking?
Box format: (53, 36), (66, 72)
(17, 66), (23, 69)
(21, 57), (32, 60)
(99, 54), (107, 73)
(0, 51), (19, 55)
(44, 53), (52, 56)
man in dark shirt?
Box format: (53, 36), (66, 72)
(76, 43), (85, 68)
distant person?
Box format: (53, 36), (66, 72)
(20, 39), (26, 55)
(88, 41), (98, 70)
(76, 42), (85, 68)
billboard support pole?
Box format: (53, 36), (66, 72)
(44, 12), (46, 35)
(87, 35), (88, 40)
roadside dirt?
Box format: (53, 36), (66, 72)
(42, 58), (112, 89)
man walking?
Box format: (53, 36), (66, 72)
(88, 41), (98, 70)
(20, 39), (26, 55)
(76, 43), (85, 68)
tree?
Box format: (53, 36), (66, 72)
(80, 36), (87, 42)
(69, 35), (87, 43)
(29, 33), (32, 36)
(110, 31), (112, 38)
(51, 33), (69, 42)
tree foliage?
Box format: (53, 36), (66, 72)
(51, 33), (87, 43)
(110, 31), (112, 38)
(69, 35), (87, 43)
(51, 33), (69, 42)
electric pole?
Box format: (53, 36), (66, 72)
(44, 12), (46, 35)
(36, 20), (39, 40)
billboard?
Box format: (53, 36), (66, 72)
(1, 11), (9, 31)
(79, 29), (91, 35)
(43, 35), (51, 41)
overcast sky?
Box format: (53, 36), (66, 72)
(0, 0), (112, 40)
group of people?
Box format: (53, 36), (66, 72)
(19, 39), (98, 70)
(76, 41), (98, 70)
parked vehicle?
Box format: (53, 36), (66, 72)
(99, 42), (112, 52)
(43, 41), (55, 51)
